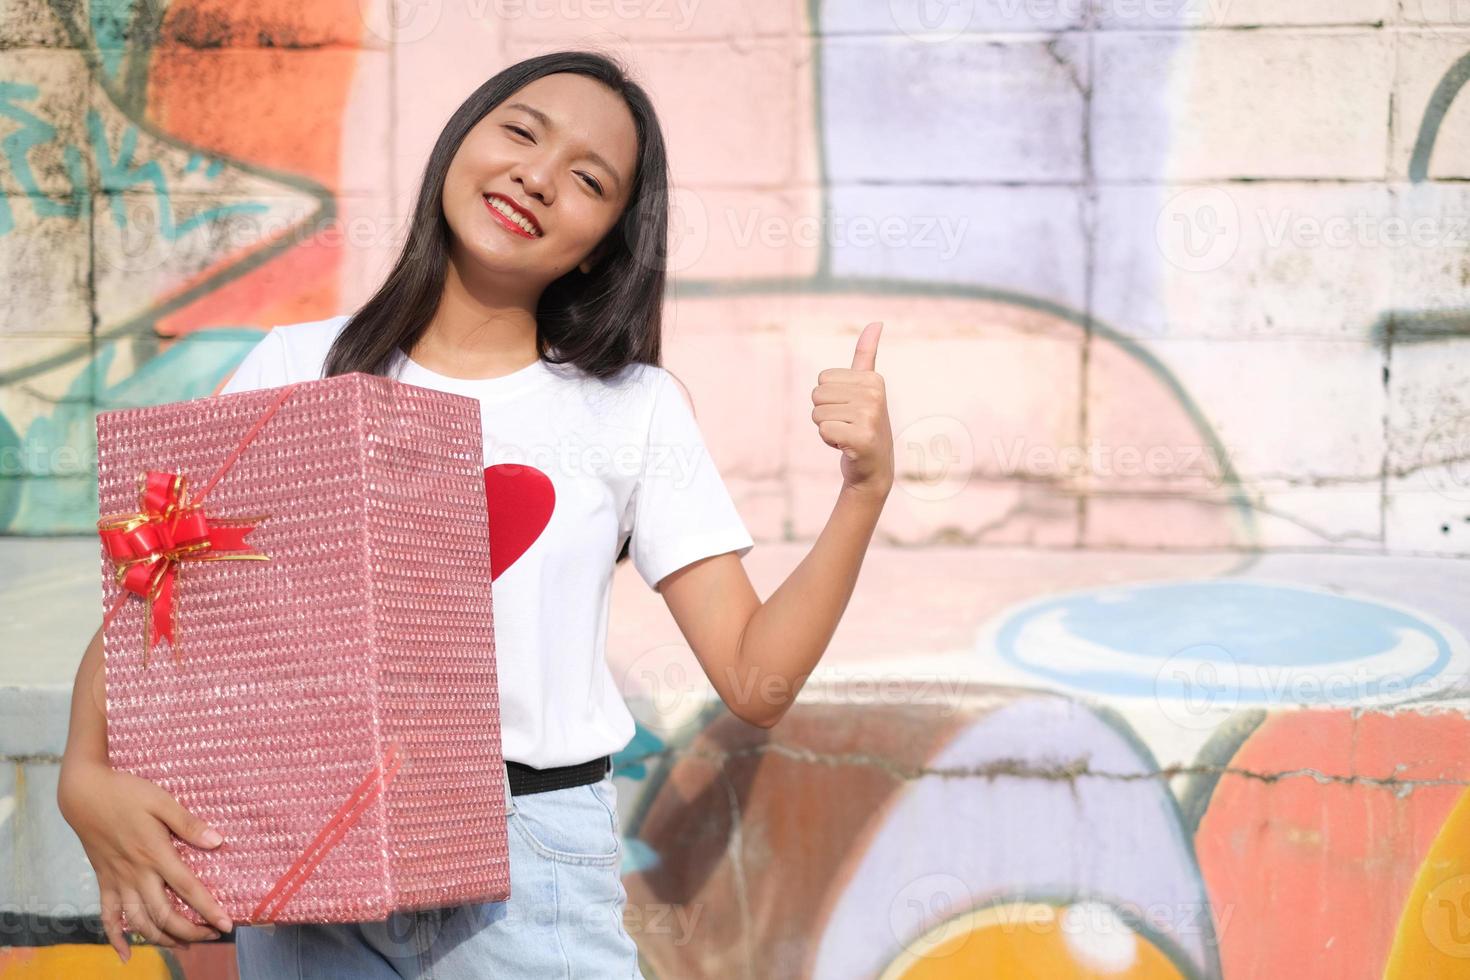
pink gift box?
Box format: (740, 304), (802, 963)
(95, 372), (510, 925)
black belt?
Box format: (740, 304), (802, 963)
(506, 755), (610, 797)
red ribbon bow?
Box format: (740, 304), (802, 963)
(98, 470), (271, 664)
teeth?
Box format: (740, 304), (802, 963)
(485, 196), (539, 236)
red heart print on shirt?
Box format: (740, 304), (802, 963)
(483, 464), (555, 582)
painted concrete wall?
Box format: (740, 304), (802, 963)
(3, 1), (1470, 978)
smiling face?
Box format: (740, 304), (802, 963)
(441, 72), (640, 292)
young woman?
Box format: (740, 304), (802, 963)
(57, 49), (892, 978)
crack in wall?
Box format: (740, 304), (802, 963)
(671, 742), (1470, 794)
(1045, 25), (1097, 549)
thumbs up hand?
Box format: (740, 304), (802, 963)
(811, 321), (893, 499)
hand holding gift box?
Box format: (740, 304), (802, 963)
(94, 372), (511, 927)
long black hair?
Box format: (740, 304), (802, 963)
(322, 49), (670, 382)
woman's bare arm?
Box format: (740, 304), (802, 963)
(57, 625), (233, 959)
(657, 324), (893, 729)
(60, 626), (110, 770)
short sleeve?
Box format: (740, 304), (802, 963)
(218, 328), (287, 396)
(628, 369), (754, 592)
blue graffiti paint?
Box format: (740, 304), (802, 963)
(610, 721), (668, 873)
(0, 406), (19, 528)
(620, 838), (660, 875)
(611, 721), (666, 782)
(0, 330), (268, 533)
(0, 85), (270, 236)
(87, 111), (269, 235)
(0, 82), (86, 232)
(97, 328), (269, 408)
(90, 0), (139, 83)
(990, 580), (1462, 703)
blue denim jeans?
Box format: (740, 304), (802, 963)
(235, 770), (644, 978)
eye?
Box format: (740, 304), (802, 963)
(503, 123), (604, 196)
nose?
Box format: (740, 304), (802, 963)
(511, 157), (554, 207)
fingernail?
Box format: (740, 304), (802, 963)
(217, 917), (233, 932)
(207, 929), (221, 940)
(202, 827), (224, 847)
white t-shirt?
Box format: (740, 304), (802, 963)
(219, 313), (754, 768)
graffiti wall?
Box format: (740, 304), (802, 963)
(4, 0), (1470, 977)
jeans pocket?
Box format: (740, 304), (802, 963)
(510, 779), (621, 867)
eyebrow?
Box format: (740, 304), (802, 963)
(504, 101), (625, 193)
